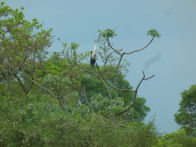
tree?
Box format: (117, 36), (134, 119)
(156, 129), (196, 147)
(175, 84), (196, 136)
(64, 28), (159, 117)
(0, 2), (160, 120)
(0, 2), (52, 96)
(0, 3), (161, 146)
(79, 67), (150, 121)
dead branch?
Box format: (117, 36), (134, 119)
(106, 36), (155, 56)
(124, 36), (155, 55)
(105, 35), (155, 98)
(106, 37), (121, 55)
(116, 72), (155, 116)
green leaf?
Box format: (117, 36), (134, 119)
(98, 28), (117, 38)
(147, 29), (160, 38)
(70, 42), (79, 50)
(102, 28), (117, 38)
(61, 76), (71, 85)
(79, 74), (92, 84)
(32, 18), (37, 22)
(1, 2), (5, 6)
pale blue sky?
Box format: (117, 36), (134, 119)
(6, 0), (196, 133)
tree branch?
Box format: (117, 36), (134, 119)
(96, 64), (134, 93)
(124, 36), (155, 55)
(65, 49), (113, 99)
(105, 36), (155, 98)
(106, 37), (122, 55)
(83, 85), (96, 114)
(14, 74), (28, 94)
(116, 72), (155, 116)
(0, 56), (61, 99)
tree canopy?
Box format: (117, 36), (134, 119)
(175, 84), (196, 136)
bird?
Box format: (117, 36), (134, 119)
(90, 44), (96, 68)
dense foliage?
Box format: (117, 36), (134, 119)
(0, 97), (158, 146)
(175, 84), (196, 136)
(155, 129), (196, 147)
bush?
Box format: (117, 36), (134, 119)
(0, 97), (158, 146)
(156, 129), (196, 147)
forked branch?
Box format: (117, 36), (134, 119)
(116, 72), (155, 116)
(106, 36), (155, 56)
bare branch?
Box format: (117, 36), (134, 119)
(117, 53), (125, 69)
(105, 36), (155, 98)
(144, 74), (155, 80)
(116, 72), (155, 116)
(108, 82), (134, 92)
(124, 36), (155, 55)
(106, 37), (122, 55)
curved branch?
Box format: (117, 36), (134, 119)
(116, 72), (155, 116)
(106, 36), (154, 98)
(106, 37), (122, 55)
(124, 36), (155, 55)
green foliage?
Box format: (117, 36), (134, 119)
(0, 97), (158, 146)
(70, 42), (79, 50)
(79, 74), (92, 85)
(156, 129), (196, 147)
(147, 29), (160, 38)
(90, 94), (123, 115)
(1, 2), (5, 5)
(0, 3), (163, 146)
(80, 69), (150, 121)
(98, 28), (117, 38)
(0, 3), (52, 96)
(175, 84), (196, 136)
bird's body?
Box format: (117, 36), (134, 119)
(90, 56), (96, 67)
(90, 44), (96, 67)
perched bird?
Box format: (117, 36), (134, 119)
(90, 44), (96, 67)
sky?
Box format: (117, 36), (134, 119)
(5, 0), (196, 133)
